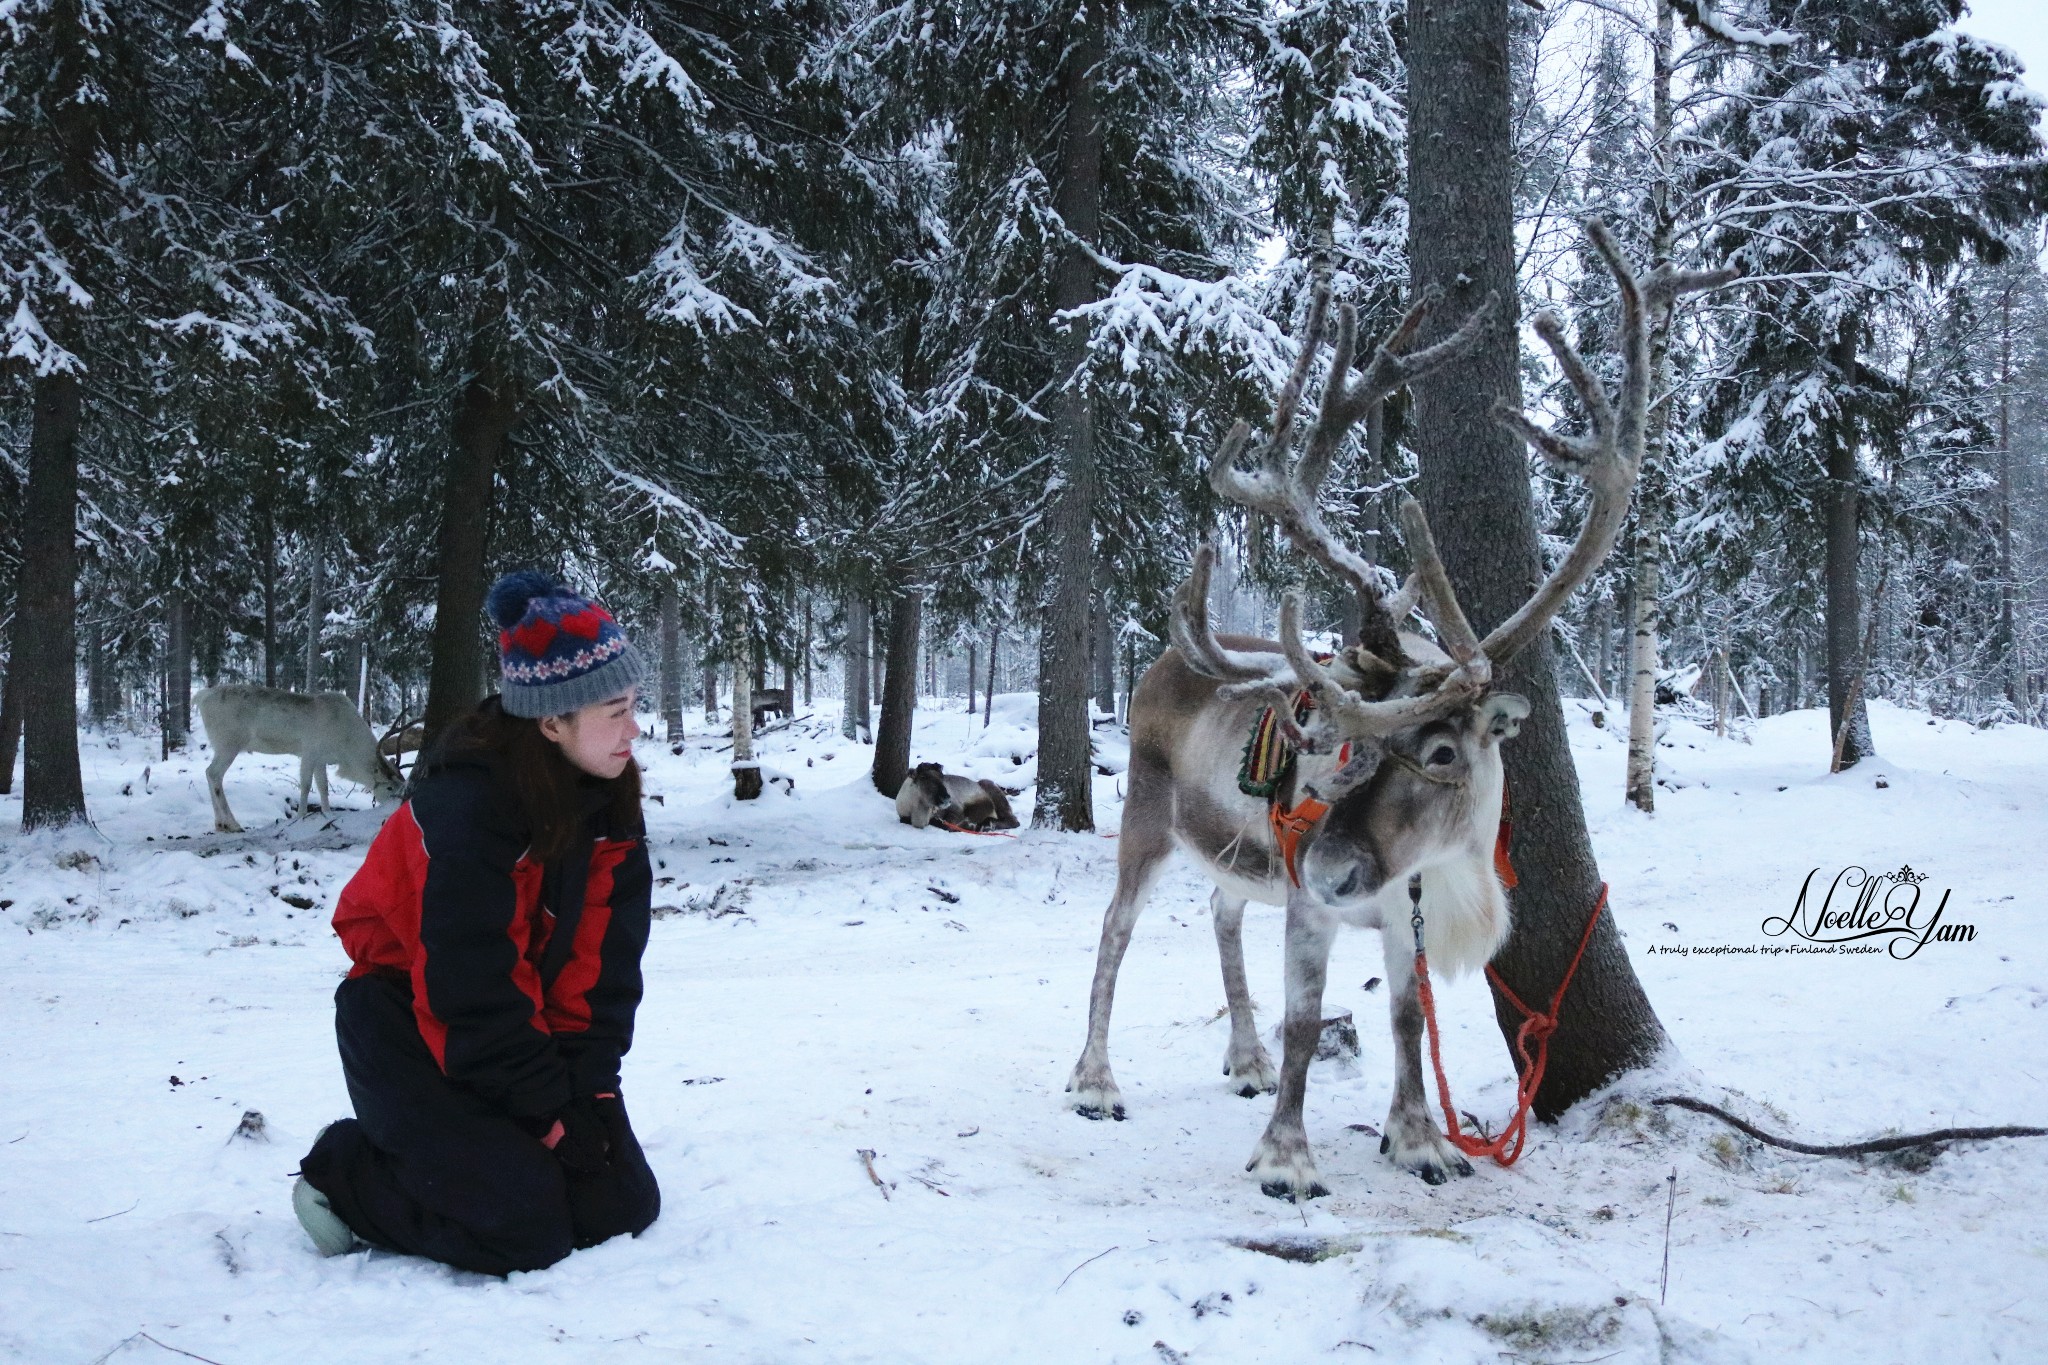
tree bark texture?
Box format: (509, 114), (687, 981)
(261, 505), (278, 689)
(731, 632), (760, 800)
(1825, 322), (1875, 765)
(0, 617), (22, 796)
(1407, 0), (1666, 1117)
(1033, 4), (1105, 833)
(872, 584), (923, 797)
(843, 594), (871, 742)
(165, 587), (191, 751)
(423, 360), (515, 747)
(659, 576), (684, 742)
(985, 621), (998, 725)
(1625, 0), (1676, 812)
(1091, 596), (1116, 716)
(19, 371), (87, 829)
(304, 533), (325, 693)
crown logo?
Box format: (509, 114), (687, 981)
(1891, 865), (1927, 886)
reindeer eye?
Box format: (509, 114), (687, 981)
(1427, 745), (1457, 766)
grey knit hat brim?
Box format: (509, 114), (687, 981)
(500, 641), (649, 719)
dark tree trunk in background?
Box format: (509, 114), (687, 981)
(423, 358), (516, 747)
(261, 505), (278, 688)
(701, 577), (719, 723)
(164, 587), (191, 751)
(985, 620), (998, 725)
(802, 593), (814, 705)
(659, 576), (683, 742)
(843, 594), (870, 741)
(20, 370), (87, 829)
(304, 534), (325, 693)
(1091, 595), (1115, 716)
(86, 619), (108, 725)
(1825, 322), (1875, 766)
(1034, 2), (1105, 832)
(731, 633), (760, 801)
(0, 619), (22, 796)
(872, 584), (923, 797)
(1407, 0), (1666, 1118)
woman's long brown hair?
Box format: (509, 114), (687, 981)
(433, 698), (642, 862)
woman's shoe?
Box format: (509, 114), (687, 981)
(293, 1176), (359, 1257)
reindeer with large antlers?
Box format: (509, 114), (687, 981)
(1064, 224), (1732, 1200)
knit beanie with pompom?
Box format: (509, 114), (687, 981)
(486, 570), (648, 719)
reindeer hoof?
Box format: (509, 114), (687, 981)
(1247, 1131), (1328, 1202)
(1065, 1063), (1126, 1121)
(1383, 1108), (1477, 1184)
(1223, 1044), (1279, 1097)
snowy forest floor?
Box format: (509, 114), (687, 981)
(1, 696), (2044, 1364)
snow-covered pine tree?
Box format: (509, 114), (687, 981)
(1688, 0), (2048, 766)
(2, 1), (309, 827)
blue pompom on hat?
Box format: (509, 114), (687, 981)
(486, 570), (648, 719)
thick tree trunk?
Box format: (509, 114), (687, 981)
(423, 360), (515, 747)
(843, 594), (871, 742)
(165, 587), (191, 751)
(873, 584), (923, 797)
(802, 593), (814, 706)
(1034, 3), (1105, 832)
(1408, 0), (1666, 1117)
(304, 534), (325, 693)
(659, 576), (684, 742)
(1824, 321), (1875, 765)
(731, 632), (760, 800)
(20, 371), (87, 829)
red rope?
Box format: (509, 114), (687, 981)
(936, 819), (1018, 839)
(1413, 881), (1609, 1166)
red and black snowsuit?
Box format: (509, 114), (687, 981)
(300, 734), (659, 1274)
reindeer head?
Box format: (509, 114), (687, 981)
(1172, 221), (1732, 914)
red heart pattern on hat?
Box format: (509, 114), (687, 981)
(558, 606), (608, 641)
(510, 618), (558, 656)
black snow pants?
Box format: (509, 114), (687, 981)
(299, 973), (660, 1276)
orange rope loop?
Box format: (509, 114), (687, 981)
(1413, 877), (1609, 1167)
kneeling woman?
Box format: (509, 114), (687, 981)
(295, 572), (659, 1274)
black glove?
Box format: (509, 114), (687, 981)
(550, 1097), (612, 1174)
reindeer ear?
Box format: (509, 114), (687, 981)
(1479, 694), (1531, 745)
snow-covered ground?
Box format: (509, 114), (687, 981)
(1, 695), (2043, 1364)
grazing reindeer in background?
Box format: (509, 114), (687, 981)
(196, 685), (406, 833)
(1065, 224), (1733, 1201)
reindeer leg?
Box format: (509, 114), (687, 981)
(1065, 763), (1174, 1121)
(1246, 889), (1337, 1200)
(314, 763), (331, 815)
(296, 758), (314, 821)
(1212, 890), (1276, 1096)
(1378, 932), (1475, 1185)
(206, 751), (243, 834)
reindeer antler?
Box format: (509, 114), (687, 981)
(1478, 221), (1737, 665)
(1176, 221), (1734, 743)
(1208, 283), (1498, 667)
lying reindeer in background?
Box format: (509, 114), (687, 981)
(1065, 224), (1733, 1201)
(896, 762), (1020, 832)
(195, 685), (407, 833)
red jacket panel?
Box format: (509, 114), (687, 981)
(332, 757), (651, 1117)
